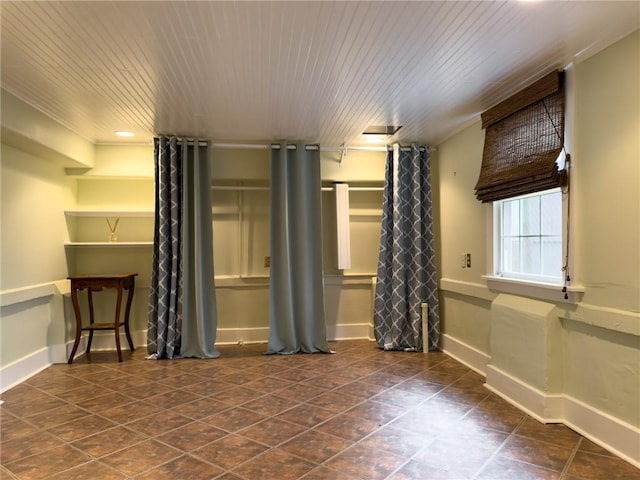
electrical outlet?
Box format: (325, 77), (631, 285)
(460, 253), (467, 268)
(465, 253), (471, 268)
(264, 256), (270, 268)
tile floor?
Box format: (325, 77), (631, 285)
(1, 340), (638, 480)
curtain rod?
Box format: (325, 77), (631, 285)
(211, 185), (384, 192)
(211, 143), (435, 152)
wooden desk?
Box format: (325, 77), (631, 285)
(67, 273), (138, 363)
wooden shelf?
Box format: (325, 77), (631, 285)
(65, 210), (153, 217)
(64, 242), (153, 247)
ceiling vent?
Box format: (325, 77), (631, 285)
(362, 125), (402, 135)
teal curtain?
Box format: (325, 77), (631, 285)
(267, 143), (331, 354)
(148, 136), (219, 359)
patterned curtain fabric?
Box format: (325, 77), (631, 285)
(147, 136), (219, 359)
(374, 144), (440, 351)
(267, 143), (331, 354)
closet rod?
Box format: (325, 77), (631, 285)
(211, 143), (436, 152)
(211, 186), (383, 192)
(211, 143), (384, 152)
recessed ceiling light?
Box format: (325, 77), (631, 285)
(362, 125), (402, 135)
(115, 131), (134, 137)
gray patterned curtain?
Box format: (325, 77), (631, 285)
(267, 143), (331, 354)
(147, 136), (219, 359)
(374, 144), (440, 351)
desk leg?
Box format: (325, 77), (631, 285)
(68, 286), (82, 364)
(124, 281), (136, 352)
(86, 289), (95, 354)
(114, 285), (124, 362)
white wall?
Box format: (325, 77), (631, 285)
(436, 30), (640, 465)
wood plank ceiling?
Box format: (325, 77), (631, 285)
(1, 1), (638, 147)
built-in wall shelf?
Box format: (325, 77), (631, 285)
(64, 241), (153, 247)
(64, 210), (154, 217)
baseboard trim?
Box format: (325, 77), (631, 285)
(0, 347), (52, 392)
(485, 364), (564, 422)
(563, 395), (640, 468)
(441, 333), (490, 376)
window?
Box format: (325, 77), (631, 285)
(495, 188), (562, 283)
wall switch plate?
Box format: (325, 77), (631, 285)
(465, 253), (471, 268)
(264, 256), (270, 268)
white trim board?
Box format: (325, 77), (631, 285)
(447, 333), (640, 469)
(441, 334), (490, 376)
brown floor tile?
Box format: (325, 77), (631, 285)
(76, 391), (135, 413)
(280, 429), (353, 464)
(242, 393), (301, 416)
(3, 395), (67, 418)
(578, 438), (616, 456)
(306, 391), (362, 413)
(499, 434), (574, 472)
(1, 384), (49, 403)
(393, 378), (445, 397)
(4, 444), (92, 480)
(359, 425), (433, 458)
(126, 410), (194, 436)
(314, 412), (381, 442)
(100, 439), (181, 476)
(26, 404), (91, 430)
(0, 430), (64, 464)
(372, 388), (429, 408)
(389, 460), (475, 480)
(238, 417), (307, 446)
(274, 382), (327, 401)
(46, 414), (117, 442)
(99, 400), (164, 424)
(458, 405), (525, 433)
(345, 399), (407, 424)
(156, 421), (228, 452)
(301, 465), (361, 479)
(333, 381), (389, 400)
(433, 385), (490, 406)
(144, 389), (203, 408)
(1, 419), (40, 443)
(192, 434), (268, 469)
(2, 340), (635, 480)
(476, 455), (561, 480)
(51, 384), (111, 403)
(169, 396), (231, 419)
(411, 437), (497, 477)
(201, 406), (267, 433)
(566, 450), (640, 479)
(515, 416), (582, 449)
(48, 460), (128, 479)
(71, 426), (147, 457)
(232, 448), (315, 480)
(324, 444), (407, 480)
(134, 454), (224, 480)
(276, 403), (337, 428)
(213, 386), (266, 405)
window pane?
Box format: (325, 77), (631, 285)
(542, 236), (562, 279)
(541, 191), (562, 236)
(502, 200), (520, 236)
(502, 237), (521, 273)
(521, 196), (540, 236)
(522, 237), (541, 275)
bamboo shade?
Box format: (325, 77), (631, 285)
(475, 71), (566, 202)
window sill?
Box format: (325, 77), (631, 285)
(482, 275), (584, 304)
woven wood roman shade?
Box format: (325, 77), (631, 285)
(475, 70), (566, 202)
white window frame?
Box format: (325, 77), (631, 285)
(482, 64), (583, 304)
